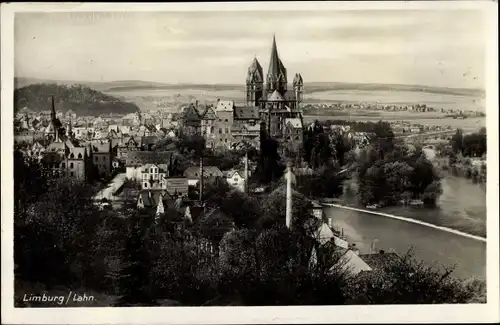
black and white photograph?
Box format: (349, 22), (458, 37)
(1, 1), (498, 324)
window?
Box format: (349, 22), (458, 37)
(195, 173), (198, 177)
(61, 163), (65, 168)
(78, 153), (82, 159)
(70, 153), (74, 158)
(219, 128), (222, 134)
(225, 139), (228, 143)
(224, 119), (228, 122)
(144, 182), (148, 188)
(95, 156), (98, 161)
(103, 156), (106, 161)
(150, 168), (154, 173)
(70, 172), (74, 177)
(70, 162), (74, 169)
(225, 128), (229, 133)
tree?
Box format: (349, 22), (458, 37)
(346, 250), (485, 304)
(203, 178), (231, 208)
(15, 178), (102, 287)
(115, 218), (154, 306)
(176, 134), (206, 158)
(450, 129), (464, 154)
(261, 187), (320, 236)
(14, 149), (48, 213)
(297, 163), (345, 199)
(220, 190), (262, 229)
(356, 142), (441, 206)
(254, 121), (285, 184)
(218, 229), (258, 297)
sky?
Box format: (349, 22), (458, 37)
(14, 10), (486, 89)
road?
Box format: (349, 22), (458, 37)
(93, 173), (127, 202)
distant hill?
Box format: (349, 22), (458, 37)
(304, 82), (485, 98)
(14, 77), (485, 98)
(14, 83), (140, 116)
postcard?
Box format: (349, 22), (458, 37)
(1, 1), (498, 324)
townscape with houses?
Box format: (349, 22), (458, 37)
(13, 34), (487, 307)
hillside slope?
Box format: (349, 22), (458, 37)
(14, 83), (140, 116)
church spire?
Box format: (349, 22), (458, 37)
(266, 34), (287, 93)
(268, 34), (281, 78)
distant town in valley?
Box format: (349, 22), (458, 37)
(13, 33), (487, 307)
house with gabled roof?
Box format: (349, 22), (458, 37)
(117, 136), (140, 159)
(181, 103), (202, 136)
(223, 169), (246, 192)
(233, 106), (260, 125)
(183, 166), (223, 186)
(125, 151), (175, 181)
(140, 135), (159, 151)
(200, 106), (217, 145)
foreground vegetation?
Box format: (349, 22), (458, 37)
(14, 133), (485, 305)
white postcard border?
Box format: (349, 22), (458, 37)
(1, 1), (499, 324)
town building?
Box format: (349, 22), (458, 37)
(183, 166), (223, 186)
(223, 169), (246, 192)
(181, 103), (202, 136)
(213, 100), (234, 149)
(117, 136), (140, 160)
(200, 106), (217, 148)
(91, 141), (112, 177)
(125, 151), (176, 181)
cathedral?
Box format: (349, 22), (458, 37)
(245, 35), (304, 139)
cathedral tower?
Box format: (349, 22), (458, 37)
(266, 35), (287, 95)
(293, 73), (303, 104)
(246, 57), (263, 106)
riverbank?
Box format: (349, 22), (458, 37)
(433, 157), (486, 184)
(322, 203), (486, 242)
(322, 205), (486, 280)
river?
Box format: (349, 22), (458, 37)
(324, 174), (487, 280)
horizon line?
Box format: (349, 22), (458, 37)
(14, 76), (486, 92)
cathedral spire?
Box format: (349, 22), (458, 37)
(268, 34), (281, 78)
(266, 34), (287, 92)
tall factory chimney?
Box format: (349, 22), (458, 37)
(285, 163), (293, 230)
(244, 151), (249, 193)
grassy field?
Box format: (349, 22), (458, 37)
(303, 113), (485, 132)
(304, 89), (485, 112)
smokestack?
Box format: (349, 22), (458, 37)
(285, 163), (292, 230)
(199, 156), (203, 202)
(244, 151), (248, 193)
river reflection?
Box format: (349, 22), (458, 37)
(327, 175), (487, 279)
